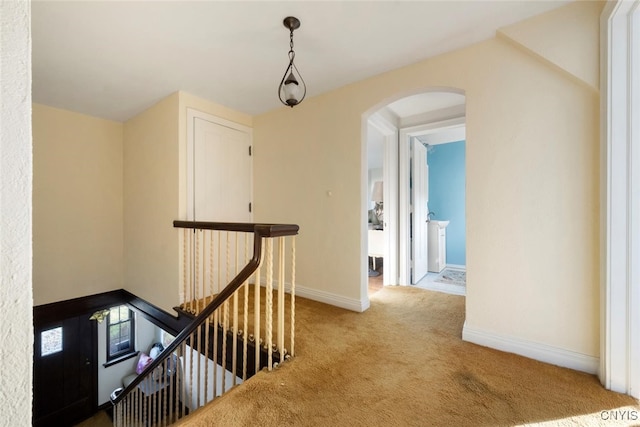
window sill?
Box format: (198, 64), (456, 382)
(104, 351), (139, 368)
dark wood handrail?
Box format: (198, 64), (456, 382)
(111, 221), (298, 405)
(173, 221), (299, 237)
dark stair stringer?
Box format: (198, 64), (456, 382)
(176, 307), (281, 380)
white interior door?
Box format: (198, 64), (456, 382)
(411, 138), (429, 283)
(185, 111), (253, 295)
(189, 116), (252, 222)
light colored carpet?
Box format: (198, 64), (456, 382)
(175, 286), (638, 426)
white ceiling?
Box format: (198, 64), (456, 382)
(32, 1), (570, 122)
(386, 93), (466, 120)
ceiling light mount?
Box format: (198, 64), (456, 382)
(278, 16), (306, 108)
(283, 16), (300, 32)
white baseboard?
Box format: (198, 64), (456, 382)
(446, 264), (466, 270)
(295, 285), (369, 312)
(462, 322), (599, 374)
(252, 280), (369, 312)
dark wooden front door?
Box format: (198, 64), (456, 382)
(33, 314), (97, 426)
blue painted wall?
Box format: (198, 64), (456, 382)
(427, 141), (466, 266)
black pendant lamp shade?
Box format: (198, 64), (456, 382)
(278, 16), (306, 107)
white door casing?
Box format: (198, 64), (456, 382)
(411, 138), (429, 283)
(600, 0), (640, 398)
(383, 131), (399, 286)
(399, 117), (465, 285)
(368, 113), (399, 287)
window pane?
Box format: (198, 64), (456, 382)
(109, 325), (119, 340)
(107, 305), (134, 359)
(41, 327), (63, 356)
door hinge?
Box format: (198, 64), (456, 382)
(249, 202), (252, 213)
(249, 146), (252, 156)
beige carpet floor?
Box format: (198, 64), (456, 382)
(174, 286), (638, 426)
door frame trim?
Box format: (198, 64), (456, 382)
(368, 113), (399, 287)
(398, 117), (465, 285)
(600, 0), (640, 397)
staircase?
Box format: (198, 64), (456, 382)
(111, 221), (299, 426)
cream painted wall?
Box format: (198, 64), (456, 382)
(123, 91), (252, 312)
(254, 95), (364, 302)
(498, 1), (603, 91)
(123, 93), (180, 312)
(33, 104), (124, 305)
(253, 1), (601, 358)
(32, 90), (252, 313)
(0, 1), (33, 425)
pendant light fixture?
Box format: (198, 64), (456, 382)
(278, 16), (306, 107)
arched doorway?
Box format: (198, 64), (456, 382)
(362, 89), (466, 300)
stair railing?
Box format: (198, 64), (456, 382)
(111, 221), (298, 427)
